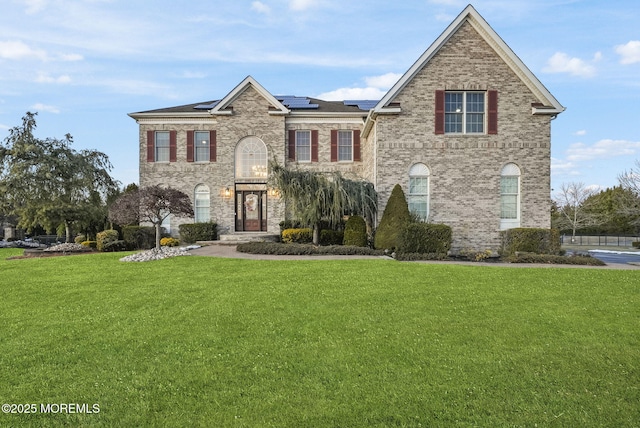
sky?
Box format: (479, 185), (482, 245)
(1, 0), (639, 196)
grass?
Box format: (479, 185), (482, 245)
(0, 248), (638, 427)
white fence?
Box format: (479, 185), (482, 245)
(561, 235), (638, 247)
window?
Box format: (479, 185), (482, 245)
(445, 91), (484, 134)
(194, 131), (210, 162)
(500, 163), (521, 229)
(155, 131), (170, 162)
(338, 130), (353, 162)
(296, 130), (311, 162)
(194, 184), (210, 222)
(235, 137), (268, 179)
(408, 163), (430, 221)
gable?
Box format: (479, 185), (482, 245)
(210, 76), (289, 116)
(370, 5), (564, 123)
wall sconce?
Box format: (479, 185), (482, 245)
(269, 188), (279, 197)
(224, 187), (231, 198)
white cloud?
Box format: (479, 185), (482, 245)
(251, 1), (271, 14)
(289, 0), (319, 11)
(364, 72), (402, 90)
(615, 40), (640, 65)
(574, 130), (587, 136)
(0, 40), (47, 61)
(31, 103), (60, 113)
(551, 157), (581, 176)
(59, 53), (84, 62)
(543, 52), (597, 78)
(35, 72), (71, 84)
(22, 0), (49, 14)
(566, 139), (640, 162)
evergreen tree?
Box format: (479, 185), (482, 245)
(374, 184), (411, 250)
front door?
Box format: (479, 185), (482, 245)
(235, 188), (267, 231)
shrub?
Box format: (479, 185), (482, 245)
(320, 229), (344, 246)
(343, 216), (367, 247)
(102, 240), (128, 252)
(160, 237), (180, 247)
(122, 226), (156, 250)
(500, 228), (561, 256)
(394, 252), (451, 261)
(179, 222), (218, 243)
(397, 223), (452, 255)
(96, 230), (119, 252)
(632, 241), (640, 249)
(506, 252), (606, 266)
(374, 184), (412, 250)
(237, 242), (384, 256)
(81, 240), (97, 249)
(74, 234), (86, 244)
(281, 228), (313, 244)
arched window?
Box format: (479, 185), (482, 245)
(194, 184), (210, 223)
(235, 137), (268, 180)
(408, 163), (430, 221)
(500, 163), (521, 229)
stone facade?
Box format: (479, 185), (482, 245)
(130, 5), (563, 251)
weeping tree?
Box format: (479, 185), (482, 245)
(269, 161), (377, 245)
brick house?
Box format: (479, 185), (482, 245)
(129, 5), (564, 251)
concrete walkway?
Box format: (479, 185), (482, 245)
(189, 243), (640, 270)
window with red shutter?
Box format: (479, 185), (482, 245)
(311, 130), (318, 162)
(210, 130), (217, 162)
(146, 130), (155, 162)
(488, 90), (498, 135)
(186, 131), (194, 162)
(288, 130), (296, 161)
(169, 131), (177, 162)
(330, 130), (338, 162)
(353, 130), (361, 162)
(435, 90), (445, 135)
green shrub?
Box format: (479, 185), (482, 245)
(374, 184), (412, 250)
(122, 226), (156, 250)
(397, 223), (452, 255)
(279, 220), (303, 232)
(179, 222), (218, 243)
(632, 241), (640, 249)
(237, 242), (384, 256)
(96, 230), (119, 252)
(81, 240), (97, 249)
(343, 216), (367, 247)
(500, 228), (561, 256)
(160, 237), (180, 247)
(320, 229), (344, 246)
(282, 228), (313, 244)
(506, 252), (606, 266)
(102, 239), (128, 252)
(394, 252), (451, 261)
(74, 235), (86, 244)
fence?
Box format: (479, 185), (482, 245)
(561, 235), (639, 247)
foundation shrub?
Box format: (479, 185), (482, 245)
(102, 239), (127, 252)
(96, 230), (119, 252)
(506, 252), (606, 266)
(179, 222), (218, 243)
(397, 223), (452, 255)
(320, 230), (344, 246)
(160, 237), (180, 247)
(81, 240), (97, 249)
(74, 235), (86, 244)
(237, 242), (383, 256)
(374, 184), (412, 250)
(500, 228), (561, 256)
(632, 241), (640, 249)
(343, 216), (367, 247)
(282, 228), (313, 244)
(122, 226), (156, 250)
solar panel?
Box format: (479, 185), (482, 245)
(194, 101), (220, 110)
(344, 100), (379, 110)
(276, 96), (319, 109)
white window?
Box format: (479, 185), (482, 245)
(445, 92), (485, 134)
(500, 163), (521, 229)
(338, 130), (353, 162)
(155, 131), (170, 162)
(408, 163), (430, 221)
(194, 131), (210, 162)
(296, 130), (311, 163)
(235, 137), (268, 179)
(194, 184), (210, 222)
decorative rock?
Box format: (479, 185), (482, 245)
(44, 243), (88, 252)
(119, 246), (193, 262)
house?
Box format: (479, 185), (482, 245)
(129, 4), (564, 251)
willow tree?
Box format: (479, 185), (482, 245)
(269, 161), (377, 245)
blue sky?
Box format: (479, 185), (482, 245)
(1, 0), (639, 194)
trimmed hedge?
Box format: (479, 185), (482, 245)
(237, 242), (384, 256)
(394, 252), (451, 261)
(633, 241), (640, 249)
(343, 215), (367, 247)
(374, 184), (412, 250)
(179, 222), (218, 243)
(122, 226), (156, 250)
(282, 228), (313, 244)
(320, 229), (344, 246)
(96, 230), (119, 252)
(398, 223), (452, 255)
(500, 228), (561, 256)
(506, 252), (606, 266)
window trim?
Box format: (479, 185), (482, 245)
(194, 131), (211, 163)
(337, 130), (353, 162)
(500, 163), (521, 230)
(155, 131), (171, 163)
(194, 184), (211, 223)
(295, 130), (312, 163)
(408, 163), (430, 222)
(444, 91), (485, 135)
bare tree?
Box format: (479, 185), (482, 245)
(109, 185), (194, 249)
(618, 159), (640, 231)
(553, 182), (601, 242)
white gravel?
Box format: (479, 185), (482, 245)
(119, 246), (199, 262)
(44, 243), (88, 252)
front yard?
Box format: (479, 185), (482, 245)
(0, 249), (638, 426)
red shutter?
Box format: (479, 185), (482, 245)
(186, 131), (194, 162)
(353, 130), (361, 162)
(330, 130), (338, 162)
(169, 130), (177, 162)
(488, 90), (498, 135)
(435, 90), (445, 135)
(311, 130), (318, 162)
(210, 130), (217, 162)
(288, 130), (296, 161)
(146, 130), (155, 162)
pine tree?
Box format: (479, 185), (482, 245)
(374, 184), (411, 250)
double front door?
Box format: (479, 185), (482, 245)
(235, 186), (267, 231)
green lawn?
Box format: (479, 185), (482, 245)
(1, 248), (638, 427)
